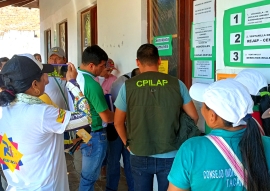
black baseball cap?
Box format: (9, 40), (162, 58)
(0, 54), (54, 82)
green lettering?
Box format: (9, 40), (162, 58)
(136, 80), (143, 87)
(149, 80), (154, 86)
(156, 80), (162, 86)
(162, 80), (168, 86)
(143, 80), (148, 86)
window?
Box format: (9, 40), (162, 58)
(81, 5), (97, 51)
(149, 0), (178, 77)
(44, 29), (51, 63)
(59, 21), (68, 60)
(148, 0), (193, 87)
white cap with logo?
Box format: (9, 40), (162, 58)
(189, 79), (254, 125)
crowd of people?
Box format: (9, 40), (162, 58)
(0, 43), (269, 191)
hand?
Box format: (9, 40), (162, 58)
(66, 62), (78, 81)
(72, 137), (82, 151)
(126, 146), (130, 152)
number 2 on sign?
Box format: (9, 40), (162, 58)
(230, 32), (241, 45)
(230, 51), (241, 62)
(230, 13), (242, 26)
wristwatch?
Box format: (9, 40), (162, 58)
(124, 141), (129, 149)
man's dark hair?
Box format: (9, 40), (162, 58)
(131, 68), (140, 77)
(0, 57), (9, 63)
(33, 53), (41, 57)
(82, 45), (108, 66)
(137, 43), (159, 65)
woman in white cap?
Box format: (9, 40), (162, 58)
(234, 69), (270, 136)
(167, 79), (270, 191)
(0, 54), (92, 191)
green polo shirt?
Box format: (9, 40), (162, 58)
(77, 69), (108, 131)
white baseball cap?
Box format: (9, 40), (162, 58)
(189, 79), (254, 125)
(234, 69), (267, 96)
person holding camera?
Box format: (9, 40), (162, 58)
(0, 54), (92, 190)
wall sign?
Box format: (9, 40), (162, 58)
(223, 1), (270, 67)
(153, 35), (173, 56)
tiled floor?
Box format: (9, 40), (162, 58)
(66, 151), (129, 191)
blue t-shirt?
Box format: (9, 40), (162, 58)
(168, 129), (270, 191)
(114, 80), (192, 158)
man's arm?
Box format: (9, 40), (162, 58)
(182, 101), (199, 124)
(167, 183), (189, 191)
(114, 108), (128, 147)
(99, 109), (114, 123)
(178, 80), (199, 124)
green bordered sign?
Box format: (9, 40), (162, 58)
(153, 35), (173, 56)
(223, 1), (270, 67)
(190, 21), (216, 80)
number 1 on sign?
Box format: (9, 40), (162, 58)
(230, 13), (242, 26)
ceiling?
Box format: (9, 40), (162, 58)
(0, 0), (39, 9)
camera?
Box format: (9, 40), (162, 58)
(48, 64), (68, 78)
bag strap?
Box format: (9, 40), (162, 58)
(53, 77), (69, 110)
(123, 74), (130, 79)
(253, 117), (265, 136)
(206, 135), (247, 189)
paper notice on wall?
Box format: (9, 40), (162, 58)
(194, 60), (213, 78)
(245, 4), (270, 26)
(193, 0), (215, 23)
(243, 49), (270, 64)
(194, 46), (212, 57)
(159, 60), (169, 74)
(244, 28), (270, 46)
(193, 22), (214, 47)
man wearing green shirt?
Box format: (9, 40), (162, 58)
(77, 45), (114, 191)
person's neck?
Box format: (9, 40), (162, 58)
(212, 125), (246, 132)
(80, 65), (95, 76)
(140, 66), (159, 73)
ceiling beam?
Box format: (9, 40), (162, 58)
(0, 0), (34, 8)
(14, 0), (35, 7)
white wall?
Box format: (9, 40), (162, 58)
(216, 0), (270, 82)
(40, 0), (147, 76)
(40, 0), (96, 66)
(0, 31), (40, 59)
(98, 0), (148, 76)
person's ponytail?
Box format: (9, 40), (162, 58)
(0, 85), (16, 106)
(239, 117), (270, 190)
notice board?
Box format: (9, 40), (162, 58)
(223, 1), (270, 67)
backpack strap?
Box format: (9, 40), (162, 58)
(206, 135), (247, 189)
(253, 117), (265, 136)
(123, 74), (130, 79)
(53, 77), (69, 110)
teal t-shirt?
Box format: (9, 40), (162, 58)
(168, 129), (270, 191)
(77, 69), (108, 131)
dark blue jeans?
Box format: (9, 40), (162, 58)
(79, 129), (107, 191)
(130, 155), (174, 191)
(106, 136), (134, 191)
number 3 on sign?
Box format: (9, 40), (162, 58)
(230, 51), (241, 62)
(230, 13), (242, 26)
